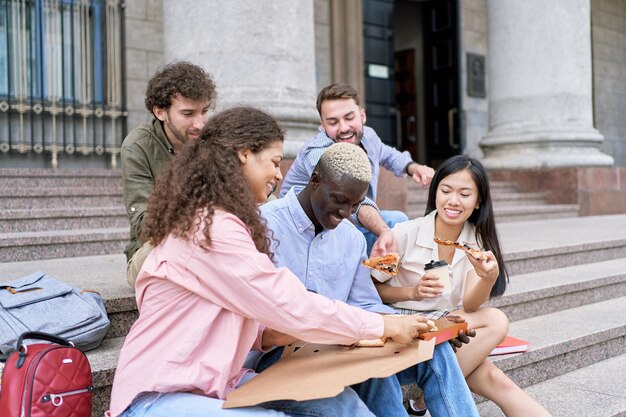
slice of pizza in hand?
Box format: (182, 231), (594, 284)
(355, 337), (388, 347)
(362, 253), (400, 275)
(433, 237), (457, 247)
(434, 237), (485, 260)
(461, 243), (486, 260)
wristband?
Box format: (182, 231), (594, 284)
(405, 162), (416, 176)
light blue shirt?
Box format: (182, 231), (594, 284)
(279, 126), (413, 219)
(260, 188), (396, 314)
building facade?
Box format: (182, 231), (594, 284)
(2, 0), (626, 203)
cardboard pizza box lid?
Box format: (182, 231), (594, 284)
(223, 338), (435, 408)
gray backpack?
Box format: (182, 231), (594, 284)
(0, 272), (110, 354)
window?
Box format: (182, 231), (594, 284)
(0, 0), (125, 167)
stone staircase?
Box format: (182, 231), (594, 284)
(1, 169), (625, 417)
(407, 180), (581, 222)
(0, 169), (127, 262)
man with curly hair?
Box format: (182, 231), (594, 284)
(121, 61), (216, 287)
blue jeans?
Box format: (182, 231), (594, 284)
(256, 343), (478, 417)
(397, 343), (479, 417)
(118, 385), (376, 417)
(358, 210), (409, 255)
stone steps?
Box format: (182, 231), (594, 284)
(406, 179), (582, 222)
(486, 181), (520, 193)
(498, 215), (626, 275)
(489, 297), (625, 390)
(408, 203), (580, 222)
(3, 212), (626, 417)
(0, 188), (124, 209)
(0, 207), (128, 233)
(0, 169), (127, 263)
(488, 258), (626, 321)
(6, 250), (625, 350)
(0, 164), (623, 417)
(477, 354), (626, 417)
(408, 190), (550, 206)
(86, 336), (124, 416)
(0, 168), (122, 189)
(0, 228), (128, 262)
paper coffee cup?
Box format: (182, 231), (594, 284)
(424, 260), (450, 295)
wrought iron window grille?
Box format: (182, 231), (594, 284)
(0, 0), (126, 168)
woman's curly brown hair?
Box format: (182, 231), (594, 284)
(141, 106), (284, 257)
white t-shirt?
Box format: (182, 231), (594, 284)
(372, 210), (479, 311)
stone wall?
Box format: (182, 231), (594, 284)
(314, 0), (333, 91)
(591, 0), (626, 167)
(124, 0), (164, 131)
(489, 167), (626, 216)
(460, 0), (488, 159)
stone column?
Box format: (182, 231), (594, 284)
(162, 0), (319, 157)
(480, 0), (613, 168)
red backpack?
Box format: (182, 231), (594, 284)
(0, 332), (93, 417)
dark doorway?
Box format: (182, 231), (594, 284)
(395, 48), (418, 158)
(363, 0), (397, 147)
(422, 0), (462, 166)
(362, 0), (461, 167)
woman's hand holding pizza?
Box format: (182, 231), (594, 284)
(410, 273), (444, 301)
(467, 250), (499, 283)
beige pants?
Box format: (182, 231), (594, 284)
(126, 242), (154, 287)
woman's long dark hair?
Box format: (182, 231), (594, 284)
(425, 155), (508, 297)
(141, 106), (284, 257)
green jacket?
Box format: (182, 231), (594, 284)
(120, 119), (174, 261)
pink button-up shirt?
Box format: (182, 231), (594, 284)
(109, 210), (384, 417)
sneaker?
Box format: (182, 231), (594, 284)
(407, 398), (427, 416)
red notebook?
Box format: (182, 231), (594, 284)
(490, 335), (530, 356)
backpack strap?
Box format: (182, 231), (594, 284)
(15, 332), (73, 369)
(17, 331), (72, 349)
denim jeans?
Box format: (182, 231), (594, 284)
(257, 343), (478, 417)
(358, 210), (409, 255)
(118, 386), (376, 417)
(397, 343), (479, 417)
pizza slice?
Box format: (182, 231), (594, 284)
(355, 337), (388, 347)
(433, 237), (457, 247)
(362, 253), (400, 275)
(426, 319), (438, 332)
(460, 243), (486, 260)
(434, 237), (485, 260)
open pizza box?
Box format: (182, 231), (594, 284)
(224, 317), (467, 408)
(223, 337), (435, 408)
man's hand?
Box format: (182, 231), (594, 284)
(370, 229), (398, 257)
(407, 163), (435, 187)
(445, 315), (477, 352)
(261, 328), (299, 350)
